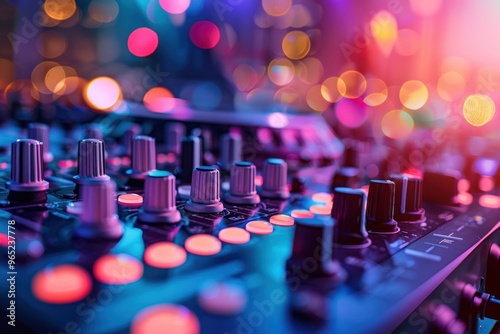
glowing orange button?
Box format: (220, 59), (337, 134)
(93, 254), (143, 285)
(245, 221), (274, 235)
(311, 192), (333, 204)
(309, 205), (331, 215)
(270, 214), (295, 226)
(291, 210), (314, 219)
(144, 242), (187, 269)
(118, 194), (143, 207)
(185, 235), (221, 256)
(218, 227), (250, 244)
(131, 304), (200, 334)
(32, 265), (92, 304)
(479, 195), (500, 208)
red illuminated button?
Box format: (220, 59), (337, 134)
(290, 210), (314, 219)
(144, 242), (187, 269)
(185, 235), (222, 256)
(118, 194), (143, 207)
(131, 304), (200, 334)
(245, 221), (274, 235)
(218, 227), (250, 244)
(311, 192), (333, 204)
(93, 254), (143, 285)
(270, 214), (295, 226)
(479, 195), (500, 208)
(309, 205), (331, 215)
(32, 265), (92, 304)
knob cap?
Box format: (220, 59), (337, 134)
(84, 124), (103, 141)
(139, 170), (181, 224)
(179, 136), (201, 184)
(390, 174), (426, 222)
(122, 123), (141, 156)
(127, 136), (156, 180)
(27, 123), (53, 163)
(331, 187), (371, 247)
(220, 133), (242, 170)
(7, 139), (49, 196)
(185, 166), (224, 213)
(225, 161), (260, 205)
(75, 179), (123, 239)
(164, 122), (185, 155)
(423, 170), (460, 206)
(259, 158), (290, 199)
(286, 216), (346, 287)
(366, 180), (399, 234)
(74, 139), (109, 184)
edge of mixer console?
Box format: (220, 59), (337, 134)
(0, 109), (499, 334)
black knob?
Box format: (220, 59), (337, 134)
(179, 136), (201, 184)
(390, 174), (426, 222)
(366, 180), (399, 234)
(331, 187), (371, 247)
(286, 215), (346, 287)
(330, 167), (360, 191)
(423, 170), (460, 206)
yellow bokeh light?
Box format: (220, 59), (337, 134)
(296, 57), (324, 85)
(370, 10), (398, 56)
(306, 85), (330, 112)
(44, 0), (77, 21)
(399, 80), (428, 110)
(437, 72), (465, 102)
(31, 61), (60, 94)
(462, 94), (495, 127)
(321, 77), (346, 103)
(363, 78), (388, 106)
(268, 58), (295, 86)
(262, 0), (292, 17)
(339, 70), (366, 99)
(381, 110), (415, 139)
(84, 77), (122, 111)
(45, 66), (77, 94)
(282, 31), (311, 60)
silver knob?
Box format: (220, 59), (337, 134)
(259, 158), (290, 199)
(75, 179), (123, 239)
(185, 166), (224, 213)
(225, 161), (260, 205)
(7, 139), (49, 192)
(74, 139), (109, 184)
(139, 170), (181, 223)
(220, 133), (242, 170)
(27, 123), (53, 163)
(127, 135), (156, 180)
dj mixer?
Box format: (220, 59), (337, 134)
(0, 103), (499, 334)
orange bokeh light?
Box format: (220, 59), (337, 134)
(84, 76), (122, 111)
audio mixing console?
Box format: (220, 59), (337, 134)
(0, 104), (499, 334)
